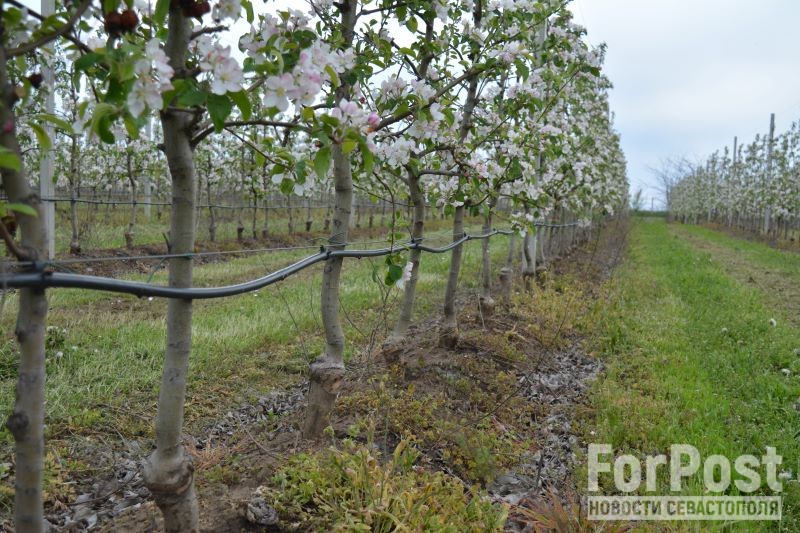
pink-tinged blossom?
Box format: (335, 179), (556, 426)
(191, 36), (244, 94)
(366, 113), (380, 128)
(212, 0), (241, 21)
(127, 78), (164, 117)
(128, 39), (174, 117)
(210, 57), (244, 95)
(263, 73), (294, 111)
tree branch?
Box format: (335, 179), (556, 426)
(190, 119), (310, 147)
(0, 216), (29, 261)
(8, 0), (93, 57)
(373, 65), (488, 132)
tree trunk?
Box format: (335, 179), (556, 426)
(389, 172), (424, 343)
(1, 47), (50, 533)
(522, 208), (536, 289)
(262, 200), (269, 239)
(67, 134), (81, 254)
(324, 204), (331, 231)
(305, 197), (313, 232)
(251, 189), (258, 240)
(141, 6), (199, 531)
(479, 210), (495, 315)
(236, 175), (245, 243)
(498, 231), (515, 302)
(303, 0), (356, 439)
(287, 195), (294, 234)
(207, 178), (216, 243)
(124, 153), (137, 250)
(438, 0), (481, 347)
(439, 204), (465, 348)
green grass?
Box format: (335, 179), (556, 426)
(675, 224), (800, 279)
(0, 223), (509, 444)
(587, 218), (800, 531)
(50, 203), (405, 253)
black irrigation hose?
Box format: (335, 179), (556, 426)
(36, 197), (338, 210)
(0, 230), (511, 300)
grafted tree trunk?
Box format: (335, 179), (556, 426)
(124, 152), (137, 250)
(522, 209), (537, 290)
(383, 16), (436, 353)
(438, 0), (481, 347)
(1, 46), (49, 533)
(439, 204), (466, 348)
(68, 134), (81, 254)
(305, 197), (313, 232)
(479, 209), (495, 315)
(286, 195), (294, 234)
(207, 175), (216, 243)
(303, 0), (356, 439)
(251, 187), (258, 239)
(237, 171), (245, 243)
(498, 230), (515, 302)
(389, 171), (424, 343)
(141, 6), (199, 531)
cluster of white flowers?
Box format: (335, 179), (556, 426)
(244, 14), (353, 113)
(491, 41), (526, 63)
(395, 262), (414, 289)
(330, 99), (370, 128)
(193, 36), (244, 95)
(127, 39), (174, 117)
(374, 138), (416, 168)
(212, 0), (242, 21)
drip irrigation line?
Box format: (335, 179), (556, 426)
(23, 196), (443, 211)
(0, 229), (511, 300)
(0, 237), (408, 269)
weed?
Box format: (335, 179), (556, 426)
(264, 439), (507, 531)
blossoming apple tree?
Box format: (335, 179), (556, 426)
(1, 0), (627, 531)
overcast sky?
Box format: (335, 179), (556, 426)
(569, 0), (800, 208)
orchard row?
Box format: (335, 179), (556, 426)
(1, 0), (627, 530)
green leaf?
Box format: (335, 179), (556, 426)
(123, 114), (140, 139)
(301, 106), (315, 122)
(279, 178), (293, 195)
(360, 140), (374, 175)
(314, 146), (331, 179)
(154, 0), (169, 25)
(325, 65), (340, 88)
(6, 202), (37, 217)
(35, 113), (72, 133)
(342, 140), (357, 154)
(0, 149), (21, 171)
(74, 52), (105, 72)
(385, 264), (403, 286)
(178, 85), (207, 107)
(228, 91), (252, 120)
(90, 103), (118, 144)
(30, 123), (51, 152)
(207, 93), (233, 132)
(97, 116), (116, 144)
(405, 15), (418, 33)
(242, 0), (254, 22)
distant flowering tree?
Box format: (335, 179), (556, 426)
(670, 120), (799, 237)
